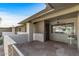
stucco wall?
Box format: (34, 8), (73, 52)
(34, 21), (45, 33)
(49, 16), (77, 44)
(33, 21), (45, 42)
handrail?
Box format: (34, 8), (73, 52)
(4, 35), (24, 56)
(12, 45), (24, 56)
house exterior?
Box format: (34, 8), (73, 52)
(0, 27), (12, 33)
(3, 3), (79, 56)
(19, 3), (79, 45)
(15, 23), (27, 32)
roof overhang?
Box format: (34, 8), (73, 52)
(19, 3), (78, 24)
(18, 3), (53, 24)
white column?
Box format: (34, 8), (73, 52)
(77, 12), (79, 49)
(27, 22), (33, 42)
(12, 27), (15, 33)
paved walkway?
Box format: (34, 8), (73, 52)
(0, 45), (4, 56)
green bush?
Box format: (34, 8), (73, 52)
(0, 37), (3, 45)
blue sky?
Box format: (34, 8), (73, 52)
(0, 3), (46, 27)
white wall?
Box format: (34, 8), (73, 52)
(33, 33), (44, 42)
(17, 32), (28, 34)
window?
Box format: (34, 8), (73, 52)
(51, 23), (74, 35)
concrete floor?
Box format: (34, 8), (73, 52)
(15, 40), (79, 56)
(0, 45), (4, 56)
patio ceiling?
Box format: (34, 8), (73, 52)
(48, 3), (77, 10)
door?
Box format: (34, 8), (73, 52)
(45, 22), (50, 41)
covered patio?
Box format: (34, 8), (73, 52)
(3, 4), (79, 56)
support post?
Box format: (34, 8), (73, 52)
(12, 25), (15, 33)
(27, 22), (33, 42)
(77, 12), (79, 49)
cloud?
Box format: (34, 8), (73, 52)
(0, 11), (28, 27)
